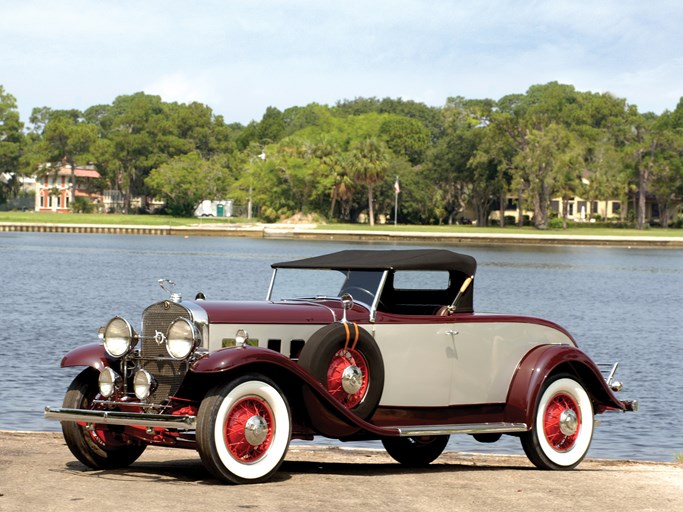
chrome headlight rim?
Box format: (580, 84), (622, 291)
(102, 317), (136, 358)
(166, 317), (200, 360)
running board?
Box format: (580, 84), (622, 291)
(396, 422), (527, 437)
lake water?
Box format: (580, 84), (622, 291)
(1, 232), (681, 462)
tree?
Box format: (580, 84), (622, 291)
(379, 116), (430, 165)
(0, 86), (25, 202)
(146, 152), (234, 216)
(88, 93), (233, 213)
(38, 110), (98, 208)
(350, 137), (390, 226)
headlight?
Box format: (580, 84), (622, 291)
(166, 318), (200, 360)
(98, 367), (121, 398)
(133, 369), (156, 400)
(103, 317), (136, 357)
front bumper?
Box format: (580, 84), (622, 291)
(44, 406), (197, 430)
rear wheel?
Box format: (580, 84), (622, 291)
(520, 374), (594, 470)
(62, 367), (146, 469)
(382, 435), (449, 467)
(196, 374), (291, 484)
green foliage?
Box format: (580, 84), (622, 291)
(4, 81), (683, 228)
(146, 152), (234, 217)
(0, 86), (25, 202)
(72, 196), (95, 213)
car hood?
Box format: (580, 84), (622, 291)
(191, 299), (368, 325)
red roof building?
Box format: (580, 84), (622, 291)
(35, 165), (103, 213)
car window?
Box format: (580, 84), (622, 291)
(393, 271), (450, 290)
(270, 269), (347, 300)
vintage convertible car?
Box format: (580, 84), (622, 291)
(45, 249), (637, 484)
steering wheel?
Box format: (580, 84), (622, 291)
(342, 286), (385, 310)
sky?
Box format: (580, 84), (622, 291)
(3, 0), (683, 126)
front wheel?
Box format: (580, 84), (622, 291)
(196, 374), (291, 484)
(62, 367), (146, 469)
(520, 375), (594, 470)
(382, 435), (449, 467)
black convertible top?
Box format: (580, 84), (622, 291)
(272, 249), (477, 276)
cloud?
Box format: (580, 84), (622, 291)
(3, 0), (683, 124)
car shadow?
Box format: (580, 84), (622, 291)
(61, 454), (542, 485)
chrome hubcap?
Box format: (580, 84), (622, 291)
(559, 408), (579, 436)
(341, 365), (363, 394)
(244, 415), (269, 446)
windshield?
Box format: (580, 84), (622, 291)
(268, 268), (385, 307)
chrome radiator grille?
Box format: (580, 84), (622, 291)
(141, 301), (191, 404)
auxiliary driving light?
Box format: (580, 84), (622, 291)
(166, 318), (200, 359)
(133, 369), (156, 400)
(102, 317), (136, 358)
(98, 367), (121, 398)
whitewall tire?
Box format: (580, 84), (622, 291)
(197, 374), (291, 484)
(521, 375), (594, 470)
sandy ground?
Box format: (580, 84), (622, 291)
(1, 431), (681, 512)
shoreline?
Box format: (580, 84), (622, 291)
(2, 221), (683, 247)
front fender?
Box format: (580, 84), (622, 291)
(60, 342), (113, 371)
(190, 345), (393, 438)
(505, 344), (625, 426)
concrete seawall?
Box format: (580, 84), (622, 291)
(2, 221), (683, 247)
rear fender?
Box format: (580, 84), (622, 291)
(505, 344), (625, 426)
(60, 343), (112, 371)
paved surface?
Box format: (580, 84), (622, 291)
(1, 432), (681, 512)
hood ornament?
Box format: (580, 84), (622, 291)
(159, 279), (182, 303)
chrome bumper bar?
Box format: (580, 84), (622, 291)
(44, 406), (196, 430)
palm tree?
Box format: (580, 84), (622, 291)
(351, 137), (389, 226)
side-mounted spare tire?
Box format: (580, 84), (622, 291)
(298, 322), (384, 420)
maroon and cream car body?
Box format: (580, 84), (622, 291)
(45, 249), (637, 483)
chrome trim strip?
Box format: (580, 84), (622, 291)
(396, 422), (527, 437)
(44, 406), (196, 430)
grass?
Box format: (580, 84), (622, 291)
(677, 453), (683, 464)
(317, 222), (683, 238)
(0, 211), (247, 226)
(1, 211), (683, 237)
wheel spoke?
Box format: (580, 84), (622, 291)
(326, 349), (369, 408)
(544, 393), (580, 451)
(225, 397), (273, 462)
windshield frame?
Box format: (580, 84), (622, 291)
(266, 268), (389, 321)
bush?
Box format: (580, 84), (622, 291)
(72, 196), (95, 213)
(548, 217), (564, 229)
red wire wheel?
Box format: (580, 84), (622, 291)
(224, 397), (274, 462)
(326, 348), (370, 408)
(543, 392), (581, 452)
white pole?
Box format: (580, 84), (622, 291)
(394, 176), (399, 226)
